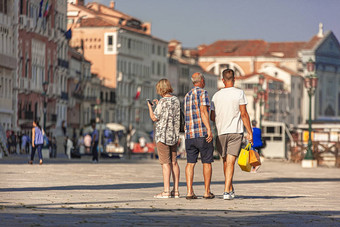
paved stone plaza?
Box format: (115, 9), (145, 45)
(0, 155), (339, 226)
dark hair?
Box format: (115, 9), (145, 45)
(222, 69), (235, 81)
(34, 119), (42, 130)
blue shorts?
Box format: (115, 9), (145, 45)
(185, 137), (214, 164)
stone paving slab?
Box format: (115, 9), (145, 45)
(0, 156), (340, 226)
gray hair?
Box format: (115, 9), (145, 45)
(191, 72), (204, 84)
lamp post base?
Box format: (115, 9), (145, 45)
(301, 159), (317, 168)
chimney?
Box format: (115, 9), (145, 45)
(110, 1), (115, 9)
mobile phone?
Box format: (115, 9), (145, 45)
(146, 99), (153, 106)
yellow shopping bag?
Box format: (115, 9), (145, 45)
(238, 143), (252, 172)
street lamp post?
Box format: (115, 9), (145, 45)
(302, 58), (318, 168)
(42, 81), (49, 132)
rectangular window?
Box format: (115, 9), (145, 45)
(152, 61), (155, 74)
(108, 36), (113, 45)
(107, 35), (113, 52)
(104, 33), (116, 54)
(0, 0), (7, 14)
(291, 97), (294, 108)
(157, 62), (161, 75)
(152, 44), (155, 54)
(157, 46), (161, 55)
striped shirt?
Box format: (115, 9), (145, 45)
(184, 86), (210, 139)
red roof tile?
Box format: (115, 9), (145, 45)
(199, 40), (268, 57)
(80, 17), (114, 27)
(199, 38), (323, 58)
(267, 42), (306, 58)
(304, 35), (323, 49)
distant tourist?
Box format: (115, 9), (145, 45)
(184, 72), (214, 199)
(29, 119), (45, 165)
(66, 136), (73, 159)
(21, 133), (29, 154)
(91, 121), (99, 163)
(84, 133), (92, 154)
(210, 69), (253, 200)
(51, 136), (57, 158)
(147, 79), (180, 198)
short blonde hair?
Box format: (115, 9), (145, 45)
(156, 79), (173, 96)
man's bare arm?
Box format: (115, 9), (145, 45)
(200, 105), (212, 143)
(240, 104), (253, 144)
(210, 110), (215, 122)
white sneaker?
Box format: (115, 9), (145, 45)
(223, 192), (233, 200)
(230, 190), (235, 199)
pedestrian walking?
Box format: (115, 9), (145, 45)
(184, 72), (214, 200)
(29, 119), (45, 165)
(21, 133), (28, 154)
(91, 121), (99, 163)
(51, 136), (57, 158)
(66, 136), (73, 159)
(147, 79), (181, 199)
(210, 69), (253, 200)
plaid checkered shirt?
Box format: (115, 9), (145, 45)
(184, 86), (210, 139)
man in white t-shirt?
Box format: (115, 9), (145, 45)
(210, 69), (253, 200)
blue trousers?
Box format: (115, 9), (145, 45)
(31, 144), (43, 161)
(92, 141), (98, 161)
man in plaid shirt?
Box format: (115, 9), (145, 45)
(184, 72), (214, 200)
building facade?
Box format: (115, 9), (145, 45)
(0, 0), (18, 131)
(17, 0), (68, 135)
(197, 25), (340, 126)
(168, 40), (218, 104)
(67, 1), (168, 133)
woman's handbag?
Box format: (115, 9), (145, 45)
(238, 143), (252, 172)
(249, 148), (261, 167)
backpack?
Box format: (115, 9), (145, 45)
(180, 109), (185, 133)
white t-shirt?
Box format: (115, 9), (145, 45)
(211, 87), (248, 135)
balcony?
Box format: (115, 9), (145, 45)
(24, 111), (34, 120)
(58, 58), (69, 69)
(61, 92), (69, 100)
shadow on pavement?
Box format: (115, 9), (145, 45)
(1, 177), (340, 192)
(0, 206), (339, 226)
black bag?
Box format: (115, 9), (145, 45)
(180, 109), (185, 133)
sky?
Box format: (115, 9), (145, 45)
(84, 0), (340, 48)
